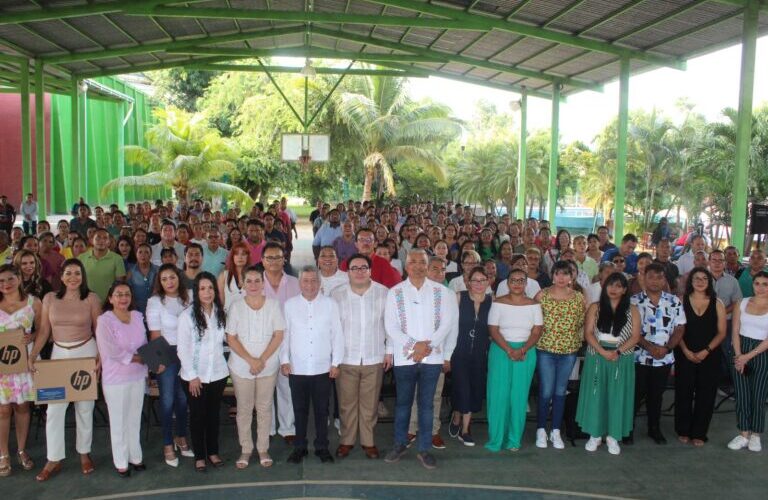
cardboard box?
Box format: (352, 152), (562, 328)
(0, 329), (29, 375)
(34, 357), (98, 404)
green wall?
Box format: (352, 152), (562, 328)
(49, 77), (158, 213)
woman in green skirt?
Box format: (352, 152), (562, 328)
(576, 272), (641, 455)
(486, 268), (543, 452)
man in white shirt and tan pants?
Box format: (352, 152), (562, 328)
(384, 249), (456, 470)
(332, 253), (390, 460)
(280, 265), (344, 465)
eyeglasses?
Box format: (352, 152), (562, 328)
(357, 237), (375, 243)
(613, 258), (625, 263)
(263, 255), (284, 261)
(349, 265), (370, 272)
(508, 278), (527, 285)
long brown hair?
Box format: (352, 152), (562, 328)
(225, 242), (251, 289)
(12, 250), (44, 298)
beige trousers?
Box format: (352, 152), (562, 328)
(409, 372), (444, 435)
(337, 363), (384, 447)
(231, 372), (278, 454)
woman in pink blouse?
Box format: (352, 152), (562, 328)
(95, 280), (148, 477)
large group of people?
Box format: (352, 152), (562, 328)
(0, 194), (766, 482)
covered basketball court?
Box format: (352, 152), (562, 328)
(1, 3), (768, 495)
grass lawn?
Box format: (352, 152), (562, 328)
(289, 204), (314, 219)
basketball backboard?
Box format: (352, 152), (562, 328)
(281, 134), (330, 162)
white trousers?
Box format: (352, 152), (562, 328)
(103, 379), (145, 469)
(271, 371), (295, 436)
(46, 338), (98, 461)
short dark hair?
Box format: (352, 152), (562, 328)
(347, 253), (371, 268)
(263, 241), (284, 255)
(185, 242), (204, 256)
(621, 233), (638, 244)
(644, 262), (666, 276)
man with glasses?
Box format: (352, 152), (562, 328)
(340, 228), (401, 288)
(202, 229), (228, 276)
(263, 242), (301, 444)
(384, 250), (456, 470)
(601, 233), (640, 275)
(332, 254), (390, 460)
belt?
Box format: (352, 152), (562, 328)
(53, 337), (93, 350)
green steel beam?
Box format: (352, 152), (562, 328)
(257, 59), (305, 129)
(34, 59), (46, 219)
(708, 0), (767, 10)
(167, 45), (448, 63)
(0, 53), (26, 64)
(185, 63), (424, 77)
(306, 61), (355, 129)
(547, 83), (561, 227)
(20, 59), (31, 197)
(312, 27), (601, 92)
(516, 88), (528, 219)
(0, 0), (207, 25)
(70, 76), (79, 205)
(731, 0), (760, 254)
(614, 58), (630, 244)
(74, 56), (251, 79)
(42, 25), (306, 64)
(365, 0), (686, 69)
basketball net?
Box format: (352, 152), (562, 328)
(298, 149), (312, 169)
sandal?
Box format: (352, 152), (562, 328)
(194, 460), (207, 473)
(258, 453), (273, 468)
(17, 450), (34, 471)
(208, 455), (224, 467)
(235, 454), (250, 470)
(692, 439), (706, 447)
(0, 455), (10, 477)
(678, 436), (690, 444)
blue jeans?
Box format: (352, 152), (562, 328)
(536, 350), (577, 431)
(393, 363), (442, 452)
(156, 357), (188, 446)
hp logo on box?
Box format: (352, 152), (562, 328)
(0, 345), (21, 365)
(70, 370), (92, 391)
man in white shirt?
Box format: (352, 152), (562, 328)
(676, 233), (706, 276)
(332, 254), (390, 460)
(280, 266), (344, 465)
(151, 221), (186, 269)
(318, 246), (348, 297)
(20, 192), (38, 235)
(384, 249), (455, 470)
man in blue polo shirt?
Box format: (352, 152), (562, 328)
(602, 233), (640, 275)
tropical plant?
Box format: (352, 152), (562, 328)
(102, 107), (252, 206)
(333, 75), (463, 201)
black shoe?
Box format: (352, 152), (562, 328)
(622, 433), (634, 445)
(649, 429), (667, 445)
(287, 448), (308, 464)
(116, 468), (131, 478)
(131, 463), (146, 472)
(448, 421), (461, 438)
(315, 449), (334, 463)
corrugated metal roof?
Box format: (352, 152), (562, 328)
(0, 0), (766, 98)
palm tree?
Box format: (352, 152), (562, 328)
(102, 107), (252, 205)
(333, 75), (462, 201)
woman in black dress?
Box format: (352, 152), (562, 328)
(448, 266), (492, 446)
(675, 267), (726, 446)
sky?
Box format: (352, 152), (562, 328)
(407, 35), (768, 145)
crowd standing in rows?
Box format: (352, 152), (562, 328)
(0, 194), (767, 480)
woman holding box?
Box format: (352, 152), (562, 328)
(0, 264), (41, 477)
(95, 280), (148, 477)
(29, 259), (101, 481)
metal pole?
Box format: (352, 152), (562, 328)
(70, 76), (79, 207)
(303, 75), (309, 133)
(20, 59), (31, 196)
(547, 82), (561, 229)
(731, 0), (759, 254)
(614, 57), (630, 243)
(516, 88), (527, 220)
(34, 59), (47, 219)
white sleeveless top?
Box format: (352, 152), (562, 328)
(223, 273), (245, 313)
(739, 298), (768, 341)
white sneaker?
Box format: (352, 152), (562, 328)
(606, 437), (621, 455)
(585, 437), (602, 452)
(535, 428), (548, 448)
(727, 435), (749, 450)
(550, 429), (565, 450)
(748, 435), (762, 452)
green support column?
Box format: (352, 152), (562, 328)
(34, 60), (47, 219)
(20, 59), (31, 197)
(731, 0), (759, 254)
(70, 77), (79, 207)
(516, 88), (528, 219)
(547, 83), (561, 228)
(614, 58), (630, 243)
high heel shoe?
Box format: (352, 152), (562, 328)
(174, 440), (194, 458)
(17, 450), (34, 471)
(35, 462), (62, 482)
(164, 445), (179, 468)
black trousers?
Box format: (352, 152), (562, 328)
(674, 354), (719, 440)
(635, 364), (672, 432)
(289, 373), (331, 451)
(183, 377), (227, 460)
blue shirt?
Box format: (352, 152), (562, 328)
(128, 263), (158, 315)
(601, 247), (639, 275)
(313, 223), (343, 247)
(202, 246), (229, 277)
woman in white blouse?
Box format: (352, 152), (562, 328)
(177, 271), (229, 472)
(485, 268), (544, 452)
(145, 264), (192, 467)
(226, 266), (285, 469)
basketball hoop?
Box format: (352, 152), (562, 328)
(298, 150), (312, 169)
